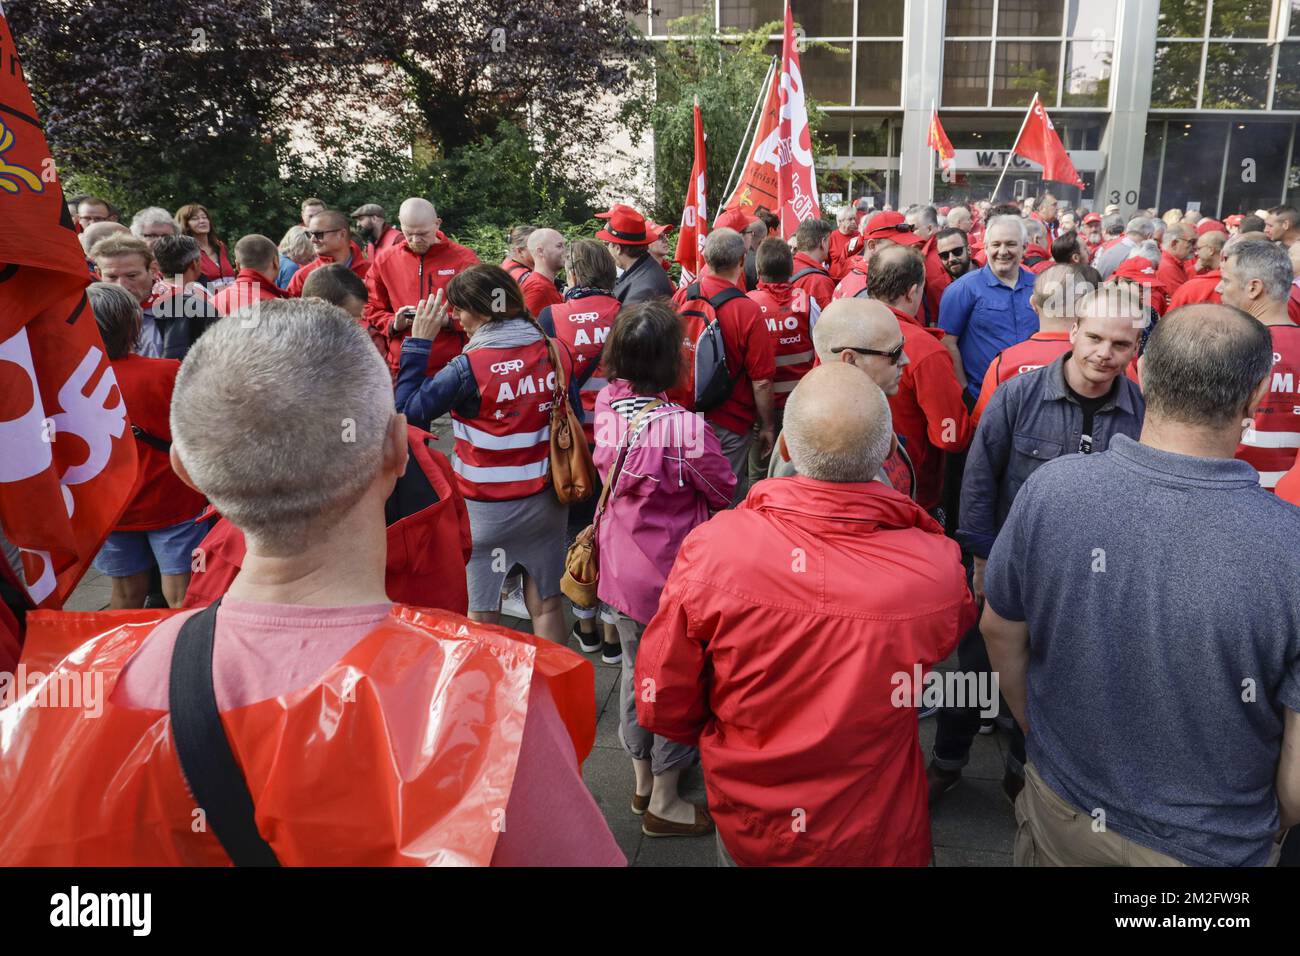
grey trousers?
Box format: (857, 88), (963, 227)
(710, 422), (753, 507)
(611, 612), (697, 776)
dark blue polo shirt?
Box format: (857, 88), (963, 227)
(938, 265), (1037, 401)
(986, 434), (1300, 866)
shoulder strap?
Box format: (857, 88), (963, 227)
(132, 423), (172, 452)
(595, 399), (665, 520)
(792, 266), (828, 282)
(707, 287), (746, 310)
(169, 600), (280, 867)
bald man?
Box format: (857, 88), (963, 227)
(767, 297), (915, 497)
(521, 228), (565, 316)
(637, 362), (976, 866)
(363, 196), (480, 376)
(286, 209), (370, 297)
(81, 220), (130, 256)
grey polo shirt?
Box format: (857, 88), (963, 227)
(986, 434), (1300, 866)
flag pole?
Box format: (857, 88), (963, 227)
(990, 93), (1037, 203)
(721, 55), (778, 212)
(928, 98), (937, 204)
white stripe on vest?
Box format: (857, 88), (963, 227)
(453, 457), (550, 483)
(453, 420), (551, 450)
(775, 350), (814, 367)
(1240, 428), (1300, 448)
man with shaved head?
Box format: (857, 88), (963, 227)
(363, 196), (480, 375)
(766, 296), (916, 499)
(932, 286), (1146, 806)
(1170, 230), (1227, 308)
(520, 228), (565, 316)
(637, 362), (975, 866)
(286, 209), (369, 297)
(983, 304), (1300, 867)
(212, 234), (289, 317)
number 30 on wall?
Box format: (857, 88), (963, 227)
(1109, 190), (1139, 205)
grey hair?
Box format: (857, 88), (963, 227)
(1132, 240), (1162, 268)
(170, 299), (395, 554)
(783, 371), (893, 483)
(1141, 304), (1273, 428)
(703, 227), (746, 271)
(279, 225), (314, 263)
(1223, 235), (1294, 303)
(1023, 217), (1047, 243)
(1126, 217), (1156, 241)
(1101, 213), (1125, 236)
(905, 204), (939, 230)
(986, 214), (1027, 244)
(129, 206), (176, 239)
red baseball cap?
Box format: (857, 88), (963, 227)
(595, 205), (650, 244)
(864, 211), (923, 245)
(645, 220), (673, 242)
(1196, 218), (1227, 236)
(1082, 212), (1102, 224)
(715, 206), (758, 232)
(1111, 257), (1159, 284)
(1225, 214), (1245, 227)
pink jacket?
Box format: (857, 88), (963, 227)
(594, 380), (736, 624)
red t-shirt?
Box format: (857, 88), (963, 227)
(672, 275), (775, 435)
(111, 355), (207, 530)
(1169, 271), (1222, 309)
(521, 271), (563, 317)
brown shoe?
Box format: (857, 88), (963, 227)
(631, 792), (650, 816)
(642, 805), (715, 838)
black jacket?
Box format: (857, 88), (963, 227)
(613, 253), (674, 305)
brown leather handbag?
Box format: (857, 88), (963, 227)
(537, 327), (597, 504)
(561, 400), (663, 607)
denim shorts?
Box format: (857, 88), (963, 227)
(92, 515), (212, 578)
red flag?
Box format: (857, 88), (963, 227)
(674, 100), (708, 284)
(0, 8), (138, 612)
(1012, 94), (1085, 189)
(775, 2), (820, 238)
(720, 65), (781, 222)
(928, 108), (955, 173)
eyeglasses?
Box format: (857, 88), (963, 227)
(306, 228), (344, 240)
(831, 340), (906, 365)
(937, 248), (966, 259)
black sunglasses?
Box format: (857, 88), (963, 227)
(937, 248), (967, 259)
(830, 340), (906, 365)
(306, 228), (345, 240)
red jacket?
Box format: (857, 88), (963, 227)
(833, 261), (869, 300)
(211, 269), (288, 316)
(184, 427), (472, 613)
(827, 229), (861, 281)
(111, 355), (207, 531)
(1275, 447), (1300, 505)
(1169, 270), (1222, 309)
(791, 252), (835, 311)
(1290, 283), (1300, 325)
(1156, 250), (1189, 295)
(919, 237), (953, 327)
(971, 330), (1073, 426)
(888, 306), (971, 510)
(521, 271), (563, 317)
(636, 476), (975, 866)
(365, 225), (404, 261)
(748, 282), (814, 409)
(197, 240), (234, 287)
(364, 236), (481, 375)
(287, 241), (371, 297)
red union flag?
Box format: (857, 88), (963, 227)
(1013, 94), (1085, 189)
(928, 108), (955, 172)
(774, 2), (820, 238)
(720, 66), (780, 222)
(674, 100), (708, 284)
(0, 7), (137, 617)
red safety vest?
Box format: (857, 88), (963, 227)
(748, 284), (814, 408)
(549, 294), (621, 443)
(453, 340), (568, 501)
(1237, 324), (1300, 490)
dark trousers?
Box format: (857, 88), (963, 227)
(932, 617), (1026, 776)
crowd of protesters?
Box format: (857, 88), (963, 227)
(3, 186), (1300, 869)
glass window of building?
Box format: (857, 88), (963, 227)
(1062, 40), (1112, 107)
(997, 0), (1064, 37)
(1203, 42), (1271, 109)
(1209, 0), (1273, 38)
(991, 40), (1060, 107)
(1067, 0), (1118, 39)
(1276, 44), (1300, 108)
(1158, 0), (1210, 38)
(1157, 122), (1230, 213)
(819, 115), (852, 157)
(720, 0), (856, 35)
(1222, 122), (1292, 215)
(945, 0), (995, 36)
(1140, 121), (1167, 210)
(942, 40), (991, 106)
(1151, 42), (1202, 107)
(857, 0), (906, 37)
(856, 42), (904, 107)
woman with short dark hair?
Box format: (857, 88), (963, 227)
(395, 264), (579, 644)
(593, 300), (736, 838)
(175, 202), (233, 289)
(86, 282), (210, 609)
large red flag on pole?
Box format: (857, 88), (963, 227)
(674, 97), (708, 284)
(0, 6), (138, 622)
(1012, 93), (1085, 188)
(775, 1), (820, 239)
(719, 56), (780, 221)
(928, 105), (956, 175)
